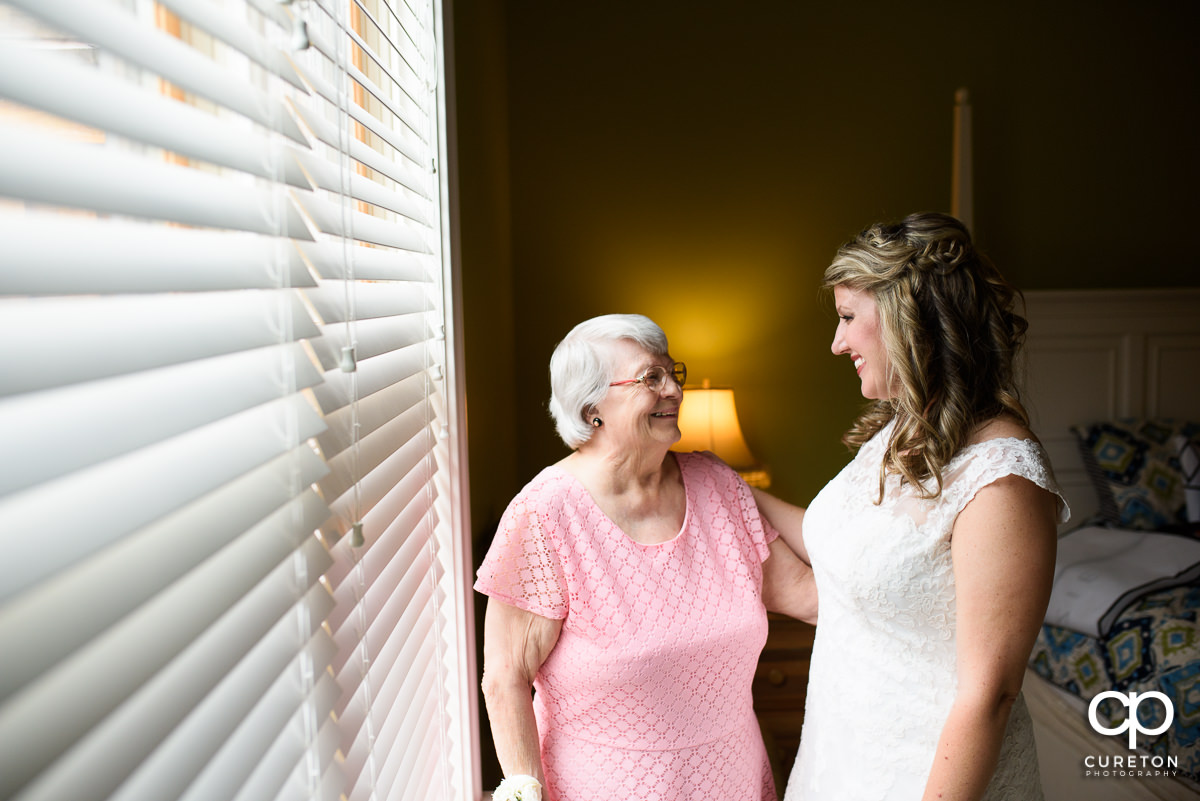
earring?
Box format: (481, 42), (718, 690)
(592, 417), (603, 428)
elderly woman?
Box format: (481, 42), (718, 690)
(475, 313), (814, 801)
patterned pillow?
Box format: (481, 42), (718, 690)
(1071, 419), (1200, 531)
(1181, 436), (1200, 523)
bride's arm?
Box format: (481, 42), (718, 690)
(751, 487), (810, 564)
(762, 536), (818, 624)
(920, 475), (1058, 801)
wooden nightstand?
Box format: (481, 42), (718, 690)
(754, 614), (815, 796)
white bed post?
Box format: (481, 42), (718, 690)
(951, 87), (974, 232)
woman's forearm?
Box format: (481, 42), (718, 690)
(920, 693), (1016, 801)
(480, 599), (562, 785)
(482, 675), (545, 783)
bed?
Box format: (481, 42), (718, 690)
(1018, 288), (1200, 800)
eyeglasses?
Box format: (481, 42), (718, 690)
(608, 362), (687, 393)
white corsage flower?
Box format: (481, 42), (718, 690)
(493, 774), (542, 801)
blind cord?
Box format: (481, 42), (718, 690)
(330, 0), (380, 796)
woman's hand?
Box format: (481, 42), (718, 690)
(480, 598), (563, 784)
(920, 473), (1058, 801)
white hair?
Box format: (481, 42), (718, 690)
(548, 314), (670, 449)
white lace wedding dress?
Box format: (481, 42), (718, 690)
(784, 421), (1068, 801)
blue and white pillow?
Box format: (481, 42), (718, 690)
(1071, 418), (1199, 531)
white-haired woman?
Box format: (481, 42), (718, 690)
(475, 313), (815, 801)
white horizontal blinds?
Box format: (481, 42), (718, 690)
(0, 0), (472, 799)
(286, 0), (471, 799)
(0, 3), (332, 801)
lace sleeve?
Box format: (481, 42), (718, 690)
(474, 476), (569, 620)
(687, 451), (777, 562)
(734, 469), (777, 562)
(943, 438), (1071, 530)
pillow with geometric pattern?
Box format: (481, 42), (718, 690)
(1181, 435), (1200, 523)
(1071, 418), (1199, 531)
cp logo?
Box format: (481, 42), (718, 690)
(1088, 691), (1174, 749)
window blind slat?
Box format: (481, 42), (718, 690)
(264, 718), (343, 801)
(305, 0), (429, 141)
(0, 126), (314, 238)
(319, 399), (433, 503)
(353, 0), (427, 72)
(153, 0), (307, 91)
(344, 57), (429, 143)
(325, 437), (437, 551)
(336, 546), (443, 725)
(311, 342), (429, 414)
(244, 0), (292, 29)
(394, 714), (443, 801)
(346, 1), (426, 110)
(369, 665), (447, 801)
(293, 191), (429, 252)
(289, 99), (430, 198)
(177, 639), (338, 801)
(0, 292), (320, 396)
(107, 584), (335, 801)
(292, 149), (428, 223)
(0, 446), (328, 701)
(304, 278), (429, 323)
(290, 37), (427, 160)
(308, 312), (431, 370)
(287, 75), (426, 175)
(317, 371), (427, 460)
(299, 240), (428, 282)
(338, 595), (435, 762)
(331, 510), (434, 647)
(0, 496), (330, 801)
(348, 661), (438, 800)
(7, 0), (309, 145)
(0, 216), (316, 295)
(327, 495), (436, 637)
(0, 47), (313, 189)
(0, 394), (326, 602)
(3, 342), (322, 495)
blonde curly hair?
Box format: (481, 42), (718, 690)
(824, 212), (1029, 501)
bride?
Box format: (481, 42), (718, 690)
(756, 212), (1068, 800)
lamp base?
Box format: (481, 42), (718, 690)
(738, 468), (771, 489)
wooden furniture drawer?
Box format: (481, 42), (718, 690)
(753, 652), (812, 707)
(754, 616), (815, 795)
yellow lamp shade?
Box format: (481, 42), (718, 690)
(672, 385), (757, 469)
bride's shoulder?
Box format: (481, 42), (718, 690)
(965, 414), (1039, 448)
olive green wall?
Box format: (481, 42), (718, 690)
(455, 0), (1199, 534)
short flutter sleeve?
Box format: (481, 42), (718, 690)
(941, 437), (1071, 531)
(474, 469), (570, 619)
(683, 450), (778, 563)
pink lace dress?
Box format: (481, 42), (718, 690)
(475, 451), (778, 801)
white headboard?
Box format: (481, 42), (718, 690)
(1020, 288), (1200, 528)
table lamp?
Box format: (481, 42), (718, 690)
(673, 379), (770, 487)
